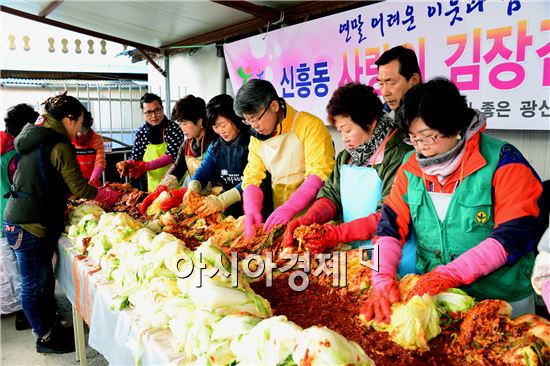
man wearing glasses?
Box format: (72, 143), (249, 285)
(234, 79), (335, 238)
(118, 93), (184, 191)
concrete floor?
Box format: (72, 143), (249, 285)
(0, 284), (108, 366)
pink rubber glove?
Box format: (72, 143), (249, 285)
(304, 212), (381, 254)
(264, 174), (324, 232)
(283, 197), (337, 248)
(411, 237), (508, 298)
(89, 165), (104, 183)
(88, 178), (101, 188)
(94, 187), (122, 205)
(543, 279), (550, 315)
(129, 154), (173, 179)
(144, 154), (173, 171)
(360, 236), (402, 324)
(243, 185), (264, 239)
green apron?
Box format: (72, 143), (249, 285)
(1, 149), (17, 237)
(143, 141), (169, 192)
(405, 134), (533, 302)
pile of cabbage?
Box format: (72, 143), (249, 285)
(361, 274), (475, 352)
(65, 205), (373, 365)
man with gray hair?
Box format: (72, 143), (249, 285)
(234, 79), (335, 239)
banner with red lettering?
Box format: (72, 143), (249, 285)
(224, 0), (549, 130)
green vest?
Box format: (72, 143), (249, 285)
(1, 148), (17, 237)
(4, 128), (70, 228)
(404, 134), (534, 302)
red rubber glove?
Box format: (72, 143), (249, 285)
(94, 187), (123, 205)
(160, 188), (188, 212)
(407, 271), (460, 301)
(129, 160), (148, 179)
(243, 185), (264, 239)
(139, 185), (168, 216)
(360, 236), (402, 324)
(303, 212), (381, 254)
(410, 237), (507, 298)
(283, 198), (337, 248)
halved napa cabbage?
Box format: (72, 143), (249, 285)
(128, 276), (182, 329)
(292, 326), (374, 366)
(188, 275), (271, 318)
(169, 308), (222, 358)
(67, 204), (105, 227)
(435, 288), (475, 313)
(146, 191), (172, 217)
(231, 316), (303, 366)
(389, 294), (441, 351)
(198, 313), (263, 366)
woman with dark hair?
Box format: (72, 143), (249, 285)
(150, 95), (217, 212)
(182, 94), (272, 218)
(118, 92), (184, 192)
(362, 78), (543, 324)
(71, 111), (106, 187)
(234, 79), (335, 238)
(167, 94), (216, 182)
(2, 93), (121, 354)
(283, 83), (414, 273)
(1, 103), (38, 330)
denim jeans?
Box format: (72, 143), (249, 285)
(2, 222), (57, 337)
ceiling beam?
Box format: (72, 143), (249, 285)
(38, 0), (64, 18)
(163, 1), (375, 53)
(0, 5), (161, 54)
(211, 1), (281, 22)
(164, 17), (267, 52)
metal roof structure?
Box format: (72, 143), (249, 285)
(0, 77), (148, 87)
(1, 1), (377, 58)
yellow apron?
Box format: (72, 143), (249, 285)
(143, 141), (169, 192)
(259, 113), (304, 208)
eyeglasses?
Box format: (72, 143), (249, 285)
(404, 133), (441, 146)
(143, 107), (163, 117)
(242, 103), (270, 126)
(212, 121), (228, 131)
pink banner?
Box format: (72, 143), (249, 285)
(225, 1), (549, 130)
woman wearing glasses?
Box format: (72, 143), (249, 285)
(234, 79), (335, 238)
(182, 94), (273, 218)
(283, 83), (415, 275)
(362, 78), (543, 324)
(119, 93), (184, 192)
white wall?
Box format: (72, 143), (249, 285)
(148, 45), (225, 110)
(148, 49), (550, 181)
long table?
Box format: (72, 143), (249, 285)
(55, 237), (188, 365)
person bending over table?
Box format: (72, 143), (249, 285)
(362, 78), (543, 324)
(283, 83), (415, 276)
(183, 94), (273, 218)
(233, 79), (335, 238)
(3, 93), (121, 353)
